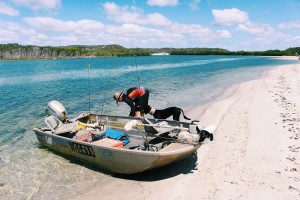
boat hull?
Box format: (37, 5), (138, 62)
(34, 128), (200, 174)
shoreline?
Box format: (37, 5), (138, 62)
(0, 55), (298, 62)
(188, 55), (299, 128)
(76, 61), (300, 200)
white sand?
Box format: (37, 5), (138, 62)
(186, 63), (300, 199)
(77, 61), (300, 200)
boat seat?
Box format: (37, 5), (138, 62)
(143, 118), (175, 136)
(45, 115), (77, 134)
(152, 121), (177, 136)
(142, 118), (158, 134)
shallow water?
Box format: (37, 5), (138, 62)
(0, 55), (297, 199)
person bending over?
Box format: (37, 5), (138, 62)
(113, 86), (149, 117)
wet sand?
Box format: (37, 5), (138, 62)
(76, 59), (300, 200)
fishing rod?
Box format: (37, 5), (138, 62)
(88, 64), (91, 114)
(131, 40), (141, 88)
(100, 63), (112, 115)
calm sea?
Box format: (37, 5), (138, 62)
(0, 55), (298, 199)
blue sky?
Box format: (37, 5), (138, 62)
(0, 0), (299, 51)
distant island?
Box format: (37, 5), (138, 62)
(0, 43), (299, 60)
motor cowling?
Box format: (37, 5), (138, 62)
(45, 100), (67, 122)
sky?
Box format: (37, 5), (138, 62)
(0, 0), (300, 51)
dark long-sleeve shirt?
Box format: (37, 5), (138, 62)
(122, 87), (149, 116)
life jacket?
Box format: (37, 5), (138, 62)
(127, 88), (146, 100)
(103, 129), (130, 145)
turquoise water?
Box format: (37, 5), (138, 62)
(0, 55), (298, 199)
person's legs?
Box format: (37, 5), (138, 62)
(132, 98), (143, 117)
(134, 111), (142, 117)
(140, 90), (149, 115)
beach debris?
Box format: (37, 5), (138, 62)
(230, 181), (238, 185)
(288, 146), (300, 152)
(286, 157), (296, 162)
(290, 168), (297, 172)
(0, 183), (4, 187)
(288, 185), (300, 192)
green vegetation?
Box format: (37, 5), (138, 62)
(170, 47), (300, 56)
(225, 48), (300, 56)
(0, 43), (299, 60)
(170, 48), (229, 55)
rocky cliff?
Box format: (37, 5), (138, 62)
(0, 43), (137, 59)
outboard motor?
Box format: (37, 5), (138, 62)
(45, 100), (67, 122)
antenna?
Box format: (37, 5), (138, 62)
(88, 64), (91, 114)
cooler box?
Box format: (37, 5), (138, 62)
(92, 138), (123, 148)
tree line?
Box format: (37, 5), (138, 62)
(0, 43), (299, 60)
(169, 47), (300, 56)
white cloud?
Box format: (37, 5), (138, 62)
(0, 20), (36, 43)
(0, 30), (19, 41)
(279, 21), (300, 29)
(24, 17), (66, 32)
(102, 2), (172, 26)
(236, 22), (273, 35)
(189, 0), (201, 11)
(74, 20), (105, 33)
(147, 0), (178, 7)
(212, 8), (249, 26)
(22, 17), (167, 46)
(0, 20), (24, 31)
(283, 35), (300, 46)
(172, 23), (211, 35)
(146, 13), (173, 26)
(24, 17), (104, 32)
(28, 33), (49, 43)
(9, 14), (232, 47)
(170, 23), (232, 43)
(238, 31), (298, 50)
(13, 0), (61, 10)
(104, 23), (167, 42)
(0, 2), (19, 16)
(216, 30), (232, 38)
(236, 29), (300, 51)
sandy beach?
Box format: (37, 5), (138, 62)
(77, 60), (300, 200)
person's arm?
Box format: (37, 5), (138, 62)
(122, 94), (136, 116)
